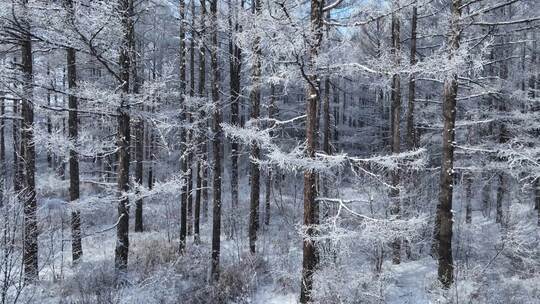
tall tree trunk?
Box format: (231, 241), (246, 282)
(406, 6), (417, 150)
(65, 0), (83, 262)
(188, 0), (196, 240)
(195, 0), (207, 240)
(229, 0), (242, 210)
(210, 0), (222, 282)
(179, 0), (188, 253)
(390, 2), (401, 265)
(299, 0), (323, 302)
(134, 40), (144, 233)
(114, 0), (133, 272)
(196, 0), (208, 224)
(19, 0), (38, 281)
(248, 0), (262, 254)
(435, 0), (462, 288)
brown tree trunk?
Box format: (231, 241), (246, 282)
(114, 0), (133, 272)
(210, 0), (222, 282)
(65, 0), (83, 262)
(12, 99), (22, 194)
(248, 0), (262, 254)
(390, 3), (401, 265)
(299, 0), (323, 302)
(435, 0), (462, 288)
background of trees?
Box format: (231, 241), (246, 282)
(0, 0), (538, 303)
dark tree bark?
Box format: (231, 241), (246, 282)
(299, 0), (323, 302)
(179, 0), (188, 253)
(248, 0), (262, 254)
(188, 0), (196, 239)
(64, 0), (83, 262)
(194, 0), (208, 243)
(196, 0), (208, 226)
(390, 4), (401, 265)
(210, 0), (222, 282)
(229, 0), (242, 210)
(114, 0), (133, 272)
(18, 0), (38, 281)
(406, 6), (418, 150)
(435, 0), (462, 288)
(134, 41), (144, 233)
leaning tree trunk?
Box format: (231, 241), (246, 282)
(19, 0), (38, 281)
(114, 0), (133, 272)
(390, 2), (401, 265)
(299, 0), (323, 302)
(210, 0), (222, 282)
(248, 0), (262, 254)
(435, 0), (462, 288)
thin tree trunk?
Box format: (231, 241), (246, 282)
(390, 3), (401, 265)
(248, 0), (262, 254)
(265, 84), (277, 226)
(65, 0), (83, 262)
(435, 0), (462, 288)
(12, 99), (21, 194)
(0, 96), (4, 207)
(210, 0), (222, 282)
(114, 0), (133, 272)
(299, 0), (323, 302)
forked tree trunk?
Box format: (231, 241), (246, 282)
(210, 0), (222, 282)
(248, 0), (262, 254)
(435, 0), (462, 288)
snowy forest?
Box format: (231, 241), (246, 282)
(0, 0), (539, 303)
